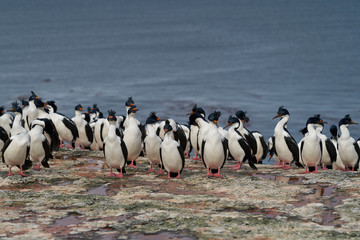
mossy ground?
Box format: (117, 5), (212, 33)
(0, 148), (359, 239)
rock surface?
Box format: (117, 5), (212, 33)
(0, 148), (359, 239)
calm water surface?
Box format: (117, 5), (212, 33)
(1, 0), (360, 162)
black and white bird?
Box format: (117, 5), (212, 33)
(0, 126), (9, 157)
(2, 103), (31, 176)
(200, 111), (228, 178)
(157, 119), (187, 153)
(0, 106), (13, 137)
(187, 104), (205, 160)
(225, 115), (256, 170)
(123, 106), (142, 168)
(160, 120), (185, 178)
(299, 115), (324, 173)
(46, 100), (79, 149)
(272, 106), (301, 169)
(329, 125), (346, 170)
(103, 110), (128, 178)
(28, 119), (51, 171)
(72, 104), (94, 149)
(144, 112), (163, 173)
(337, 114), (360, 171)
(9, 101), (27, 136)
(235, 110), (261, 164)
(313, 115), (337, 170)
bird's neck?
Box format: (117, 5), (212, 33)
(340, 125), (351, 139)
(275, 115), (289, 133)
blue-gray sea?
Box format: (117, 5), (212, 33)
(1, 0), (360, 163)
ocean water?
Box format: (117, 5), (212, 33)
(1, 0), (360, 162)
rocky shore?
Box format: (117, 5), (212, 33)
(0, 149), (359, 239)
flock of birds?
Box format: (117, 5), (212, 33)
(0, 91), (359, 179)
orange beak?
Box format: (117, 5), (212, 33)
(272, 114), (280, 120)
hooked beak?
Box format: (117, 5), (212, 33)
(272, 114), (280, 120)
(350, 120), (359, 125)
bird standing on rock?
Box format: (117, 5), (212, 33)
(123, 106), (142, 168)
(144, 112), (163, 173)
(160, 120), (185, 178)
(272, 106), (301, 169)
(72, 104), (94, 149)
(200, 111), (228, 178)
(337, 115), (360, 171)
(103, 110), (127, 178)
(225, 115), (255, 170)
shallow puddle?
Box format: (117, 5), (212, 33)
(127, 231), (197, 240)
(54, 212), (82, 226)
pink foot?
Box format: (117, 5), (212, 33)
(128, 163), (137, 169)
(213, 173), (224, 178)
(147, 169), (155, 173)
(192, 156), (201, 160)
(175, 172), (181, 178)
(157, 169), (163, 174)
(7, 173), (14, 176)
(230, 162), (242, 170)
(106, 173), (116, 177)
(184, 153), (189, 158)
(116, 173), (123, 178)
(283, 166), (291, 170)
(33, 165), (41, 171)
(17, 172), (27, 177)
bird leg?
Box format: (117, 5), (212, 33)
(175, 171), (181, 178)
(147, 164), (155, 173)
(300, 165), (311, 174)
(283, 162), (291, 170)
(273, 161), (282, 166)
(321, 164), (328, 170)
(116, 168), (123, 178)
(213, 167), (224, 178)
(311, 165), (319, 173)
(184, 152), (189, 158)
(205, 168), (213, 177)
(7, 167), (13, 176)
(128, 161), (137, 168)
(106, 168), (116, 177)
(192, 153), (201, 160)
(275, 162), (285, 168)
(17, 166), (27, 177)
(157, 164), (163, 174)
(33, 163), (41, 171)
(230, 162), (242, 170)
(167, 172), (171, 179)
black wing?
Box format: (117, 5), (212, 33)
(325, 139), (337, 163)
(174, 125), (187, 152)
(244, 131), (257, 155)
(201, 140), (206, 169)
(41, 138), (51, 168)
(103, 142), (106, 158)
(0, 126), (9, 145)
(284, 136), (302, 167)
(220, 138), (228, 169)
(353, 142), (360, 171)
(177, 145), (185, 173)
(22, 146), (32, 170)
(259, 134), (268, 160)
(121, 140), (128, 163)
(115, 128), (122, 138)
(85, 123), (94, 143)
(139, 123), (146, 141)
(41, 118), (60, 152)
(2, 138), (12, 164)
(272, 136), (277, 157)
(300, 140), (304, 165)
(100, 122), (105, 143)
(62, 116), (79, 138)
